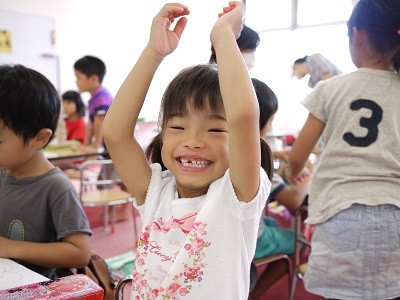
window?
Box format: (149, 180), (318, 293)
(245, 0), (354, 31)
(297, 0), (353, 26)
(244, 0), (356, 134)
(245, 0), (292, 31)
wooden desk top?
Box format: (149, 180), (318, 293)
(44, 144), (107, 162)
(44, 121), (159, 162)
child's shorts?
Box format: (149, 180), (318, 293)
(304, 203), (400, 300)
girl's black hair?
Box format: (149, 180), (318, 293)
(62, 90), (86, 117)
(348, 0), (400, 72)
(146, 64), (274, 180)
(0, 64), (60, 145)
(252, 78), (278, 132)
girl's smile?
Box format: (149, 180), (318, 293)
(177, 156), (212, 171)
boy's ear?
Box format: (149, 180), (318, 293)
(89, 74), (100, 84)
(34, 128), (53, 149)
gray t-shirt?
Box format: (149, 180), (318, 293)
(303, 68), (400, 223)
(0, 168), (92, 278)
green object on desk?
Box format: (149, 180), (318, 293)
(106, 251), (135, 278)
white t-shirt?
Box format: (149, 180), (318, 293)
(303, 68), (400, 224)
(131, 164), (271, 300)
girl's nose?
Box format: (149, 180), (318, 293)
(183, 132), (205, 149)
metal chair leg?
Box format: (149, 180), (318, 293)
(114, 274), (133, 300)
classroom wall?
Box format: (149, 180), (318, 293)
(0, 0), (227, 120)
(0, 0), (356, 134)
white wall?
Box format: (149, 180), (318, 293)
(0, 0), (227, 120)
(0, 0), (357, 134)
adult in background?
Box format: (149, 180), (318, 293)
(209, 24), (260, 70)
(293, 53), (342, 88)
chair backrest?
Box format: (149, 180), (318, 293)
(78, 159), (133, 207)
(79, 159), (120, 192)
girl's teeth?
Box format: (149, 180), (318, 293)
(180, 158), (209, 168)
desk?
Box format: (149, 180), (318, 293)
(0, 258), (48, 290)
(0, 259), (103, 299)
(44, 121), (159, 163)
(0, 274), (103, 299)
(44, 144), (107, 163)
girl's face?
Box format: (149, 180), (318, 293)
(62, 99), (77, 119)
(161, 105), (229, 198)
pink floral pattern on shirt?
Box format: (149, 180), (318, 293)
(132, 220), (210, 299)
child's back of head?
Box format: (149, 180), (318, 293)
(0, 64), (60, 145)
(348, 0), (400, 72)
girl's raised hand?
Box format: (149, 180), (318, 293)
(148, 3), (190, 58)
(211, 1), (245, 41)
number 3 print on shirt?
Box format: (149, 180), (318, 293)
(343, 99), (383, 147)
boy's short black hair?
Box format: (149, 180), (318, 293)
(0, 64), (60, 145)
(209, 25), (260, 63)
(237, 25), (260, 51)
(74, 55), (106, 83)
(62, 90), (86, 117)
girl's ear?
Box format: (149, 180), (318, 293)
(351, 26), (363, 47)
(34, 128), (53, 149)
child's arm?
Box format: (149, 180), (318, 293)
(82, 115), (104, 151)
(288, 113), (324, 181)
(275, 165), (313, 214)
(103, 3), (190, 205)
(0, 233), (91, 269)
(91, 115), (105, 149)
(211, 2), (261, 202)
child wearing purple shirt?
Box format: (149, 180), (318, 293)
(74, 55), (112, 151)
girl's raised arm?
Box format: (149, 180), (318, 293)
(103, 4), (189, 205)
(211, 2), (261, 202)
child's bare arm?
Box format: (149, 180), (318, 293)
(0, 233), (91, 269)
(211, 2), (261, 202)
(103, 3), (190, 205)
(91, 115), (105, 149)
(288, 113), (324, 181)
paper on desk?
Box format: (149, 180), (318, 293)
(0, 258), (48, 290)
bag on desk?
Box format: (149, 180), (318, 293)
(57, 251), (116, 300)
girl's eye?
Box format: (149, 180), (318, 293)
(208, 129), (225, 133)
(170, 126), (184, 130)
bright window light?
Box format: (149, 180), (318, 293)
(297, 0), (353, 26)
(245, 0), (292, 31)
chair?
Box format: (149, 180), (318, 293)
(79, 159), (135, 234)
(254, 253), (294, 285)
(114, 274), (133, 300)
(289, 204), (311, 300)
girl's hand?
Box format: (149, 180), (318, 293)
(148, 3), (190, 59)
(211, 1), (245, 42)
